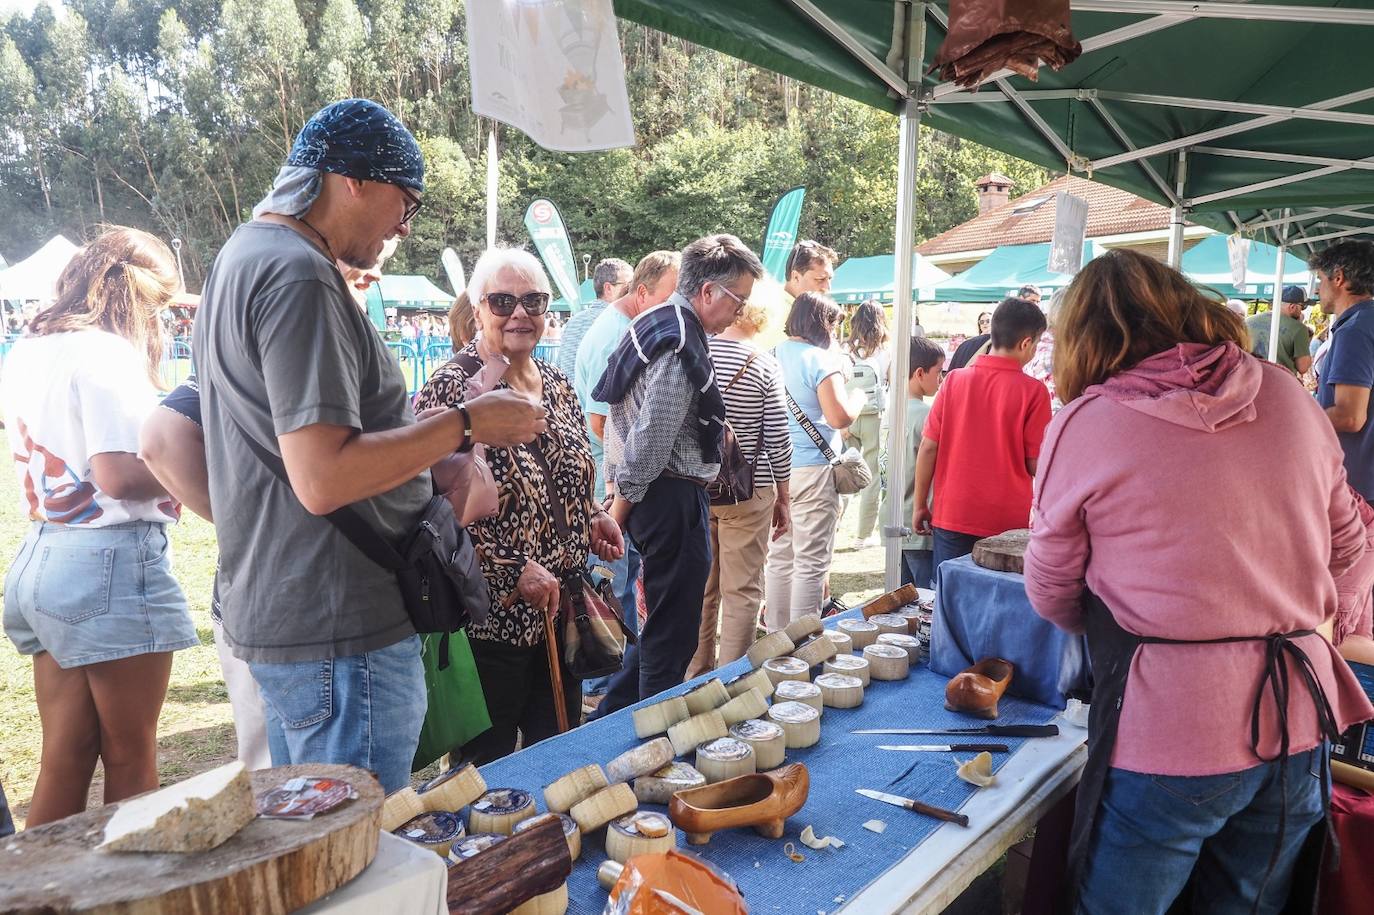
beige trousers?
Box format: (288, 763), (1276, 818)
(764, 465), (841, 629)
(687, 484), (778, 679)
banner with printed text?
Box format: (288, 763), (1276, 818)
(760, 186), (807, 283)
(524, 198), (581, 308)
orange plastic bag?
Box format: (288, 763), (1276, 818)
(606, 850), (748, 915)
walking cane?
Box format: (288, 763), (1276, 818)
(543, 598), (571, 734)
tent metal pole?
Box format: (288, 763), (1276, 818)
(1268, 212), (1289, 362)
(884, 4), (924, 591)
(1244, 205), (1374, 232)
(1072, 1), (1374, 26)
(1291, 224), (1374, 245)
(1188, 153), (1374, 206)
(1167, 150), (1188, 268)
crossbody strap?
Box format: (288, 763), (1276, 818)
(224, 409), (409, 571)
(786, 390), (839, 464)
(720, 352), (758, 395)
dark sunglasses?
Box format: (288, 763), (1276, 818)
(399, 186), (423, 225)
(484, 291), (551, 316)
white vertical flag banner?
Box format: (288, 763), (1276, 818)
(486, 129), (499, 249)
(1048, 192), (1089, 274)
(1227, 235), (1251, 289)
(468, 0), (636, 153)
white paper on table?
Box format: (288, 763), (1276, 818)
(1048, 192), (1089, 275)
(1228, 235), (1251, 289)
(467, 0), (636, 153)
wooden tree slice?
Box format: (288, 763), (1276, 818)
(971, 529), (1032, 574)
(446, 815), (571, 915)
(0, 764), (382, 915)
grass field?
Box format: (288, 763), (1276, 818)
(0, 469), (891, 828)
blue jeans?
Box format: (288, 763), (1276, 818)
(583, 534), (642, 697)
(901, 549), (934, 589)
(932, 527), (980, 585)
(1077, 748), (1327, 915)
(249, 634), (426, 793)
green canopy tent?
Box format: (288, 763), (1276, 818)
(362, 274), (455, 331)
(928, 242), (1099, 303)
(830, 253), (950, 303)
(550, 278), (596, 313)
(610, 0), (1374, 586)
(1182, 234), (1312, 300)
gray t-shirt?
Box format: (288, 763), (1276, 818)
(194, 222), (430, 662)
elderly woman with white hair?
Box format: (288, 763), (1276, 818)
(415, 248), (623, 763)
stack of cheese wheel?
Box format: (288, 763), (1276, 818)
(768, 700), (821, 748)
(746, 630), (795, 668)
(605, 811), (677, 864)
(868, 613), (909, 637)
(633, 761), (706, 805)
(824, 652), (871, 686)
(695, 736), (757, 783)
(877, 632), (921, 664)
(773, 679), (823, 713)
(762, 655), (811, 686)
(863, 643), (911, 681)
(728, 718), (786, 769)
(815, 672), (864, 709)
(837, 618), (880, 649)
(513, 812), (581, 862)
(468, 788), (537, 835)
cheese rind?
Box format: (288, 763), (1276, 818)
(717, 687), (768, 726)
(767, 701), (822, 749)
(606, 812), (677, 864)
(869, 613), (909, 636)
(724, 667), (775, 700)
(98, 761), (255, 853)
(791, 635), (838, 669)
(667, 709), (728, 756)
(632, 695), (690, 738)
(570, 783), (638, 833)
(783, 613), (823, 643)
(695, 737), (757, 783)
(514, 812), (582, 862)
(877, 632), (922, 663)
(824, 653), (871, 687)
(418, 763), (487, 814)
(823, 630), (853, 654)
(544, 764), (609, 814)
(606, 738), (675, 785)
(728, 719), (786, 769)
(682, 678), (730, 716)
(746, 630), (795, 668)
(468, 788), (536, 835)
(863, 643), (911, 681)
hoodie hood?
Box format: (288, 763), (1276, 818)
(1086, 341), (1261, 432)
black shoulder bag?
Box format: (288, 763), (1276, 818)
(228, 413), (489, 669)
(708, 352), (766, 507)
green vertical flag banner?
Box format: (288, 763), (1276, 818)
(524, 198), (581, 309)
(760, 186), (806, 283)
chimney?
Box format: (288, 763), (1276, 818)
(974, 173), (1015, 214)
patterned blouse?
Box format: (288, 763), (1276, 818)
(414, 344), (597, 647)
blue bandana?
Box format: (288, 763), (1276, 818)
(287, 99), (425, 192)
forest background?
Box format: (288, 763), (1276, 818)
(0, 0), (1048, 286)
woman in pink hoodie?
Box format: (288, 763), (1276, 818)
(1024, 249), (1373, 914)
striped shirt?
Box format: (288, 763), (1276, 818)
(711, 338), (793, 487)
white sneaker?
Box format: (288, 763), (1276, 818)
(853, 536), (879, 551)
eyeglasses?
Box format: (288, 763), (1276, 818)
(484, 291), (551, 316)
(714, 283), (748, 316)
(399, 186), (423, 225)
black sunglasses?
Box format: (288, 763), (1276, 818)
(484, 291), (551, 316)
(399, 186), (423, 225)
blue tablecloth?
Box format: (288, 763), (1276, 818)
(477, 608), (1061, 914)
(930, 554), (1089, 708)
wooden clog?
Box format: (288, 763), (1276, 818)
(667, 763), (810, 846)
(944, 658), (1014, 719)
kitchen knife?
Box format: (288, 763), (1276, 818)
(876, 743), (1010, 753)
(856, 788), (969, 827)
(852, 724), (1059, 738)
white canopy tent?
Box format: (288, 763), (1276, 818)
(0, 236), (80, 303)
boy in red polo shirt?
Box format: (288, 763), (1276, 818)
(912, 297), (1051, 580)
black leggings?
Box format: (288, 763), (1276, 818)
(461, 637), (582, 765)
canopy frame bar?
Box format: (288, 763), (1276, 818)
(1073, 0), (1374, 26)
(1188, 152), (1374, 207)
(782, 0), (912, 98)
(1088, 98), (1178, 204)
(1243, 205), (1374, 232)
(1293, 224), (1374, 245)
(1195, 146), (1374, 173)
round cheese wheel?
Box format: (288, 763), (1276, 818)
(868, 613), (909, 636)
(863, 643), (911, 681)
(815, 672), (864, 709)
(823, 653), (871, 686)
(762, 655), (811, 686)
(767, 700), (821, 748)
(773, 679), (824, 713)
(695, 736), (757, 783)
(837, 618), (880, 649)
(514, 811), (581, 862)
(728, 718), (787, 769)
(468, 788), (536, 835)
(823, 630), (853, 654)
(877, 632), (922, 663)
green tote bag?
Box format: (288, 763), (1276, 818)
(412, 629), (492, 771)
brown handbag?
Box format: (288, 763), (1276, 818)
(708, 353), (766, 507)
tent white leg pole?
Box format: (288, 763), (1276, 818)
(1167, 149), (1188, 267)
(884, 94), (921, 591)
(486, 127), (499, 249)
(1268, 244), (1287, 363)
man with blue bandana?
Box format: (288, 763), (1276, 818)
(194, 99), (546, 790)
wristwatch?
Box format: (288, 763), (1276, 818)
(452, 404), (474, 453)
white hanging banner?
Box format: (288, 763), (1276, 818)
(1227, 235), (1251, 289)
(467, 0), (636, 153)
(1048, 192), (1088, 274)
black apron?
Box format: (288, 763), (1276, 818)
(1061, 592), (1342, 915)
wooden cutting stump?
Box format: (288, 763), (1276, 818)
(972, 529), (1032, 574)
(1, 764), (382, 915)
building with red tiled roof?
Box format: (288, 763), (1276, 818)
(917, 174), (1211, 274)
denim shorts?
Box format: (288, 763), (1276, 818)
(3, 520), (198, 668)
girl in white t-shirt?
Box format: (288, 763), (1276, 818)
(1, 227), (196, 826)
